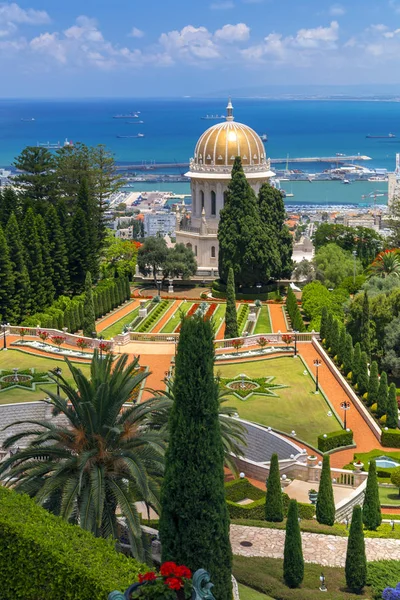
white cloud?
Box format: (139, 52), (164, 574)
(210, 1), (234, 9)
(129, 27), (144, 38)
(30, 32), (67, 63)
(214, 23), (250, 42)
(389, 0), (400, 14)
(64, 16), (103, 42)
(0, 2), (50, 25)
(329, 4), (346, 16)
(295, 21), (339, 48)
(159, 25), (220, 60)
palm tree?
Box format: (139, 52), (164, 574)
(368, 250), (400, 278)
(150, 378), (247, 475)
(0, 351), (168, 560)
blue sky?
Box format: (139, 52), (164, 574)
(2, 0), (400, 96)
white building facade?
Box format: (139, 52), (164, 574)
(175, 100), (274, 276)
(143, 211), (176, 237)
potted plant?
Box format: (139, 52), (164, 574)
(307, 454), (318, 466)
(76, 338), (89, 353)
(308, 488), (318, 505)
(37, 330), (48, 344)
(353, 461), (364, 472)
(128, 562), (192, 600)
(232, 339), (244, 354)
(51, 335), (66, 352)
(19, 328), (27, 340)
(281, 334), (293, 347)
(257, 337), (268, 350)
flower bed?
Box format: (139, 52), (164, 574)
(12, 340), (95, 360)
(175, 303), (199, 333)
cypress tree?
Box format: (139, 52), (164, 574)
(69, 207), (90, 293)
(93, 293), (99, 319)
(112, 283), (118, 308)
(345, 505), (367, 593)
(387, 382), (399, 429)
(316, 455), (335, 526)
(377, 371), (388, 418)
(77, 177), (99, 278)
(5, 212), (31, 322)
(159, 315), (232, 600)
(68, 303), (76, 333)
(360, 292), (371, 359)
(363, 460), (382, 531)
(330, 319), (340, 358)
(265, 453), (283, 522)
(357, 351), (369, 396)
(44, 203), (70, 296)
(343, 333), (354, 378)
(82, 272), (96, 336)
(325, 311), (333, 350)
(63, 305), (71, 332)
(283, 500), (304, 588)
(368, 361), (379, 407)
(97, 292), (104, 318)
(225, 267), (238, 339)
(73, 302), (81, 332)
(22, 207), (46, 312)
(116, 278), (124, 305)
(218, 157), (275, 286)
(105, 287), (112, 313)
(320, 306), (328, 342)
(125, 276), (131, 300)
(258, 183), (292, 279)
(0, 224), (15, 322)
(352, 342), (361, 386)
(338, 325), (346, 367)
(293, 310), (305, 332)
(35, 214), (55, 306)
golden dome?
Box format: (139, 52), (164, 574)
(193, 100), (266, 169)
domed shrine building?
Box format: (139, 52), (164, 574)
(176, 100), (275, 276)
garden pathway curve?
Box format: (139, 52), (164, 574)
(230, 524), (400, 567)
(268, 304), (288, 333)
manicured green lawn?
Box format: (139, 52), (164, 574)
(233, 556), (371, 600)
(254, 306), (272, 334)
(216, 357), (340, 446)
(212, 303), (226, 334)
(379, 486), (400, 506)
(0, 350), (91, 404)
(238, 583), (274, 600)
(160, 301), (193, 333)
(100, 303), (147, 339)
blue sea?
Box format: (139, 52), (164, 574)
(1, 97), (399, 206)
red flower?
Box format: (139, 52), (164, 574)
(160, 562), (178, 577)
(166, 577), (183, 590)
(175, 565), (191, 579)
(139, 572), (157, 583)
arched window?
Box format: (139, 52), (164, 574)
(195, 245), (198, 256)
(223, 191), (228, 206)
(211, 246), (216, 258)
(211, 190), (216, 216)
(200, 190), (205, 211)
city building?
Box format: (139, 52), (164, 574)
(175, 99), (275, 275)
(143, 211), (176, 237)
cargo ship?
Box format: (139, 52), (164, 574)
(366, 133), (396, 138)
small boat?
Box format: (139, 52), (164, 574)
(342, 179), (351, 184)
(336, 152), (345, 157)
(116, 134), (145, 138)
(366, 133), (396, 138)
(21, 118), (35, 122)
(125, 120), (144, 124)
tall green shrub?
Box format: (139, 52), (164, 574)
(330, 319), (340, 358)
(362, 460), (381, 531)
(283, 500), (304, 588)
(360, 292), (371, 359)
(377, 371), (388, 418)
(83, 272), (96, 337)
(320, 305), (328, 342)
(345, 505), (367, 593)
(368, 361), (379, 407)
(265, 453), (283, 522)
(325, 312), (333, 349)
(159, 315), (232, 600)
(357, 351), (369, 396)
(338, 325), (346, 367)
(387, 383), (399, 429)
(316, 455), (335, 526)
(343, 333), (354, 377)
(352, 342), (361, 386)
(225, 267), (238, 339)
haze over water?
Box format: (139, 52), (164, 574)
(1, 97), (399, 206)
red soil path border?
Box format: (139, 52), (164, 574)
(96, 299), (140, 333)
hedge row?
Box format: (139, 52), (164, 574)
(381, 429), (400, 448)
(225, 478), (265, 503)
(0, 487), (145, 600)
(21, 276), (131, 334)
(136, 300), (169, 333)
(237, 304), (250, 334)
(227, 493), (315, 521)
(318, 429), (353, 452)
(285, 286), (305, 332)
(213, 280), (276, 295)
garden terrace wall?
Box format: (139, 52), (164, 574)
(311, 338), (382, 442)
(7, 326), (114, 352)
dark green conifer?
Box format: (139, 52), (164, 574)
(44, 203), (70, 296)
(363, 460), (381, 531)
(82, 272), (96, 337)
(316, 455), (335, 526)
(387, 383), (399, 429)
(265, 453), (283, 522)
(125, 276), (131, 300)
(338, 325), (346, 367)
(343, 333), (354, 377)
(225, 267), (238, 339)
(0, 224), (15, 322)
(330, 318), (340, 358)
(377, 371), (388, 418)
(159, 315), (232, 600)
(325, 311), (333, 349)
(352, 342), (361, 386)
(345, 505), (367, 593)
(0, 187), (22, 227)
(22, 208), (46, 312)
(357, 351), (369, 396)
(69, 207), (90, 293)
(35, 214), (55, 306)
(368, 361), (379, 407)
(283, 500), (304, 588)
(5, 212), (30, 321)
(320, 306), (328, 342)
(360, 292), (371, 359)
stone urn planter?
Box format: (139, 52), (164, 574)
(308, 489), (318, 505)
(353, 461), (364, 473)
(307, 455), (318, 467)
